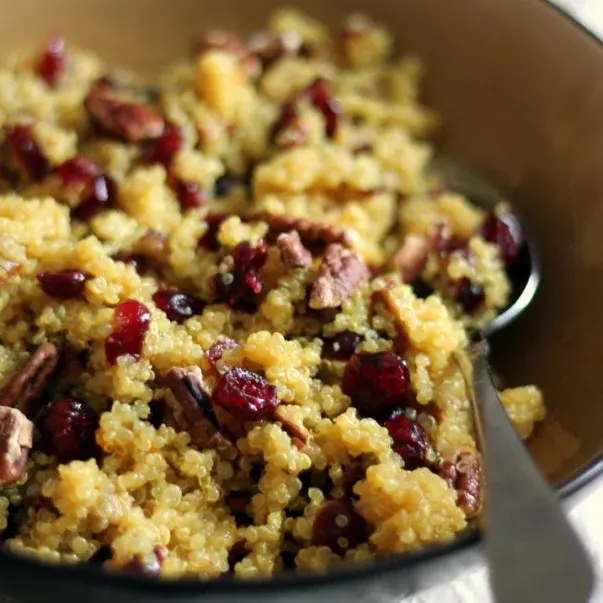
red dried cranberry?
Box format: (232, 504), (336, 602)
(198, 213), (227, 251)
(385, 413), (430, 470)
(213, 173), (240, 198)
(212, 367), (279, 422)
(72, 174), (116, 221)
(37, 270), (88, 299)
(455, 278), (485, 314)
(322, 331), (361, 361)
(105, 299), (152, 365)
(232, 239), (268, 271)
(37, 35), (66, 88)
(121, 547), (164, 575)
(38, 397), (98, 462)
(111, 252), (148, 275)
(480, 212), (522, 265)
(152, 286), (204, 323)
(171, 178), (207, 210)
(206, 337), (238, 367)
(305, 78), (341, 139)
(215, 267), (263, 312)
(3, 124), (49, 182)
(342, 352), (410, 419)
(270, 102), (298, 143)
(141, 122), (182, 167)
(311, 501), (368, 555)
(55, 156), (99, 188)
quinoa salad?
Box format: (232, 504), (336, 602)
(0, 9), (545, 578)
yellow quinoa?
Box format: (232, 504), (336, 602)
(0, 8), (544, 579)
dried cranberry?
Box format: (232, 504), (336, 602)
(455, 278), (485, 314)
(55, 345), (87, 390)
(322, 331), (361, 361)
(72, 174), (116, 221)
(37, 270), (88, 299)
(336, 464), (366, 499)
(385, 413), (430, 470)
(152, 286), (204, 323)
(213, 173), (240, 198)
(198, 213), (227, 251)
(206, 337), (238, 367)
(38, 397), (98, 462)
(232, 239), (268, 270)
(37, 35), (66, 88)
(111, 252), (148, 275)
(270, 102), (298, 143)
(480, 212), (522, 265)
(147, 398), (166, 428)
(311, 501), (368, 555)
(212, 367), (279, 422)
(305, 78), (341, 139)
(3, 124), (49, 182)
(215, 267), (263, 312)
(105, 299), (152, 365)
(121, 547), (164, 575)
(342, 352), (410, 419)
(141, 122), (182, 167)
(55, 156), (99, 188)
(171, 178), (207, 210)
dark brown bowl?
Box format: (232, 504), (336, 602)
(0, 0), (602, 601)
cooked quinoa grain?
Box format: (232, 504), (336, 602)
(0, 9), (544, 578)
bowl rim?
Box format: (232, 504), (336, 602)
(1, 0), (602, 596)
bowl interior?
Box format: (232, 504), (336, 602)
(1, 0), (602, 493)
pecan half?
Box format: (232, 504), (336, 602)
(392, 234), (429, 284)
(252, 212), (353, 249)
(0, 343), (59, 416)
(309, 244), (369, 310)
(134, 231), (170, 265)
(84, 80), (165, 142)
(165, 367), (229, 449)
(273, 405), (310, 445)
(195, 31), (260, 79)
(439, 448), (483, 518)
(0, 407), (33, 485)
(276, 230), (312, 269)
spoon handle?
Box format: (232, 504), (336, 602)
(470, 340), (594, 603)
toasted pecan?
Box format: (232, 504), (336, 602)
(0, 406), (33, 485)
(276, 230), (312, 269)
(439, 448), (483, 518)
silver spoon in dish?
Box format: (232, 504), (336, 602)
(433, 158), (595, 603)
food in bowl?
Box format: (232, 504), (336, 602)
(0, 8), (545, 578)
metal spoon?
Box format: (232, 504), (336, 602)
(433, 158), (595, 603)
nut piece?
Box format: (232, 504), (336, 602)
(276, 230), (312, 269)
(0, 407), (33, 485)
(134, 231), (170, 265)
(392, 234), (429, 284)
(166, 367), (229, 449)
(195, 31), (260, 79)
(439, 448), (483, 518)
(253, 212), (353, 249)
(273, 405), (310, 445)
(309, 244), (369, 310)
(85, 81), (165, 142)
(0, 343), (59, 416)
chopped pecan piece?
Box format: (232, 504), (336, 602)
(0, 343), (59, 416)
(84, 80), (165, 142)
(392, 234), (429, 284)
(309, 244), (369, 310)
(195, 31), (260, 79)
(273, 405), (310, 445)
(165, 367), (229, 449)
(134, 231), (170, 264)
(372, 287), (410, 355)
(252, 212), (353, 249)
(0, 407), (33, 485)
(439, 448), (483, 518)
(248, 30), (302, 68)
(276, 230), (312, 269)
